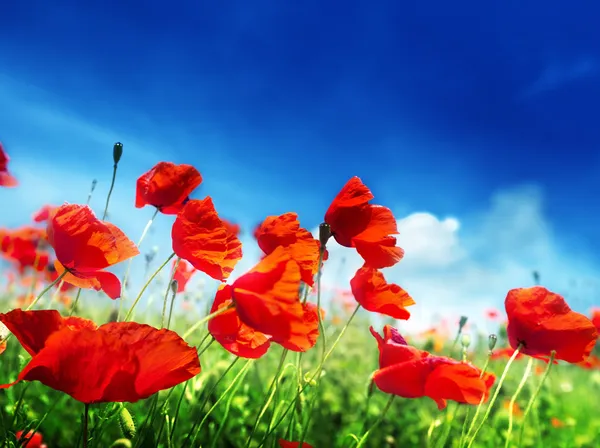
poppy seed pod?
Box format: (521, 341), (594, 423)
(318, 222), (331, 249)
(113, 142), (123, 164)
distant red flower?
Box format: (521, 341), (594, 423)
(32, 204), (58, 223)
(15, 430), (47, 448)
(486, 308), (501, 320)
(208, 285), (271, 359)
(0, 227), (49, 273)
(255, 212), (322, 286)
(278, 440), (313, 448)
(229, 246), (305, 343)
(551, 417), (565, 428)
(172, 197), (242, 281)
(324, 176), (403, 268)
(591, 307), (600, 333)
(505, 287), (598, 363)
(350, 266), (414, 319)
(135, 161), (202, 214)
(47, 204), (139, 299)
(0, 309), (200, 403)
(172, 259), (196, 293)
(0, 142), (18, 187)
(370, 325), (495, 410)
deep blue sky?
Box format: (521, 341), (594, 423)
(1, 0), (599, 254)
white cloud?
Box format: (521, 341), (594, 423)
(317, 185), (600, 335)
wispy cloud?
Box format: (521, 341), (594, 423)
(520, 56), (599, 99)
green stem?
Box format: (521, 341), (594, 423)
(466, 345), (522, 448)
(68, 288), (83, 317)
(245, 350), (289, 448)
(256, 304), (361, 448)
(123, 252), (175, 322)
(355, 395), (395, 448)
(168, 381), (189, 443)
(298, 250), (326, 445)
(117, 208), (160, 321)
(10, 383), (30, 427)
(182, 306), (233, 340)
(162, 258), (180, 328)
(505, 357), (533, 448)
(209, 363), (251, 448)
(184, 357), (244, 447)
(102, 164), (118, 221)
(24, 270), (68, 312)
(435, 403), (458, 448)
(83, 403), (90, 448)
(518, 351), (556, 446)
(459, 350), (493, 446)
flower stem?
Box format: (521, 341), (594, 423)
(184, 357), (246, 447)
(124, 252), (175, 322)
(355, 395), (395, 448)
(68, 288), (83, 317)
(102, 164), (118, 221)
(245, 349), (289, 448)
(162, 258), (180, 328)
(466, 345), (522, 448)
(505, 357), (533, 448)
(83, 403), (89, 448)
(256, 303), (361, 447)
(297, 249), (326, 445)
(182, 306), (232, 340)
(24, 270), (68, 312)
(518, 351), (556, 446)
(117, 208), (160, 321)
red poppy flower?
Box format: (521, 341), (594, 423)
(255, 212), (322, 285)
(47, 204), (139, 299)
(208, 285), (271, 359)
(172, 259), (196, 293)
(0, 309), (200, 403)
(278, 440), (313, 448)
(505, 287), (598, 363)
(0, 142), (18, 187)
(229, 246), (305, 343)
(485, 308), (500, 320)
(172, 197), (243, 282)
(32, 204), (58, 223)
(221, 218), (241, 237)
(350, 266), (414, 319)
(370, 326), (495, 410)
(135, 161), (202, 214)
(277, 302), (322, 352)
(15, 430), (47, 448)
(324, 176), (404, 268)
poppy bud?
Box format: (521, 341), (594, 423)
(488, 334), (498, 351)
(461, 333), (471, 349)
(113, 142), (124, 165)
(170, 279), (179, 295)
(91, 179), (97, 192)
(118, 405), (136, 439)
(458, 316), (468, 332)
(319, 222), (332, 249)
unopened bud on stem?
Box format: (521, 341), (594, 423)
(319, 223), (331, 249)
(113, 142), (124, 165)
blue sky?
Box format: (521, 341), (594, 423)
(1, 1), (599, 328)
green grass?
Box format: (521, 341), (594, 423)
(1, 288), (599, 448)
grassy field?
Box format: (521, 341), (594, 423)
(1, 284), (599, 447)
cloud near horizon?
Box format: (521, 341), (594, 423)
(318, 185), (600, 334)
